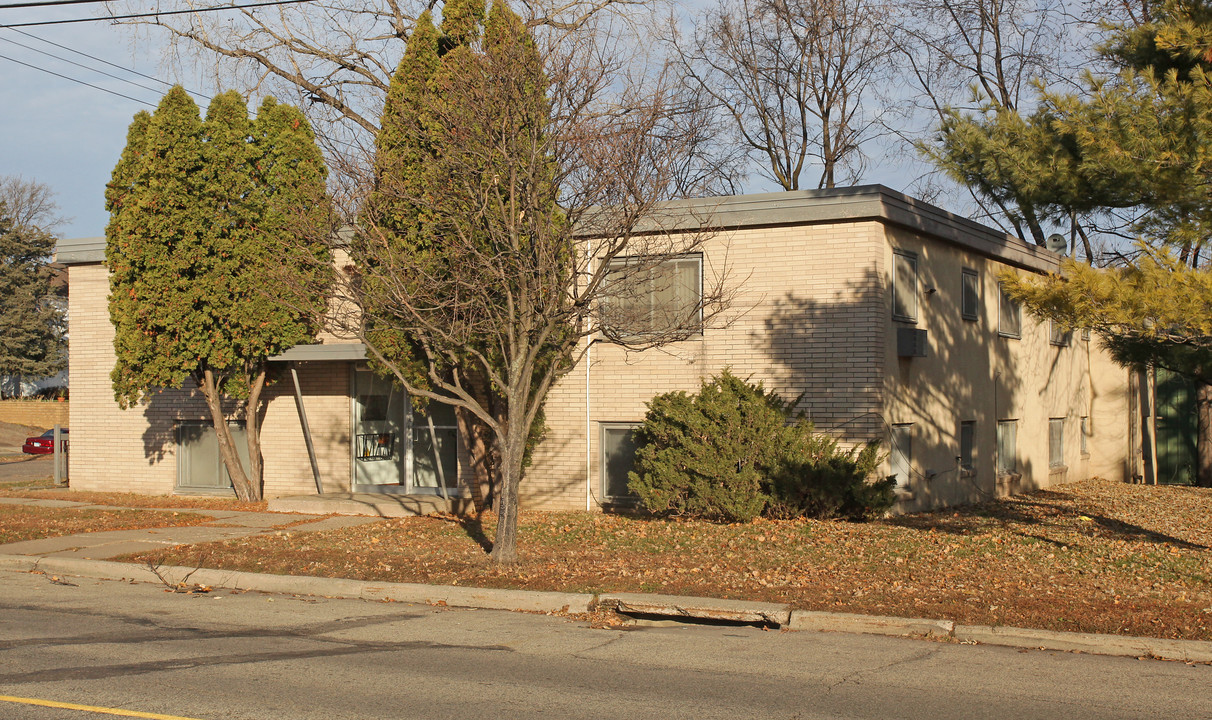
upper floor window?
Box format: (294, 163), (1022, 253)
(998, 283), (1021, 338)
(1050, 321), (1072, 347)
(893, 251), (918, 322)
(601, 255), (702, 338)
(962, 268), (980, 321)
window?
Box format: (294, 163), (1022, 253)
(961, 269), (980, 321)
(602, 256), (702, 337)
(996, 420), (1017, 475)
(1049, 321), (1072, 347)
(1081, 327), (1091, 342)
(893, 252), (918, 322)
(601, 423), (641, 502)
(1081, 416), (1090, 456)
(959, 420), (976, 473)
(1049, 417), (1065, 468)
(890, 423), (913, 488)
(998, 283), (1021, 338)
(411, 401), (459, 491)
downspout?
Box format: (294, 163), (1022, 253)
(585, 336), (593, 511)
(290, 362), (324, 494)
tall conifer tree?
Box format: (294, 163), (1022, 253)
(107, 87), (332, 500)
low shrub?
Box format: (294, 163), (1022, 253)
(628, 369), (893, 522)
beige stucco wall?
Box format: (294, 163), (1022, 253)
(881, 226), (1130, 511)
(528, 221), (887, 510)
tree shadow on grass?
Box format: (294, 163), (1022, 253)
(886, 488), (1209, 550)
(434, 514), (494, 554)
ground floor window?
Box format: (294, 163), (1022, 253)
(997, 420), (1017, 475)
(890, 423), (913, 488)
(1049, 417), (1065, 468)
(959, 420), (976, 474)
(600, 423), (641, 503)
(176, 421), (246, 493)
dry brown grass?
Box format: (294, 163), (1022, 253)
(0, 486), (267, 512)
(119, 479), (1212, 641)
(0, 505), (214, 544)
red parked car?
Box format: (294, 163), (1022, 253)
(22, 429), (68, 455)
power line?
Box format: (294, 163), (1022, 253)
(5, 27), (211, 100)
(0, 33), (168, 96)
(0, 0), (136, 8)
(0, 50), (152, 105)
(0, 0), (318, 28)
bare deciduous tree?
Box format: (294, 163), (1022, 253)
(669, 0), (891, 190)
(288, 7), (736, 563)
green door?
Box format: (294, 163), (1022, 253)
(1155, 368), (1197, 485)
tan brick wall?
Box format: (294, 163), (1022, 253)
(0, 401), (68, 428)
(68, 263), (356, 498)
(880, 226), (1129, 511)
(527, 221), (887, 511)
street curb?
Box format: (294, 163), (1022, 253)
(788, 610), (954, 638)
(3, 552), (1211, 663)
(0, 554), (594, 614)
(952, 624), (1212, 663)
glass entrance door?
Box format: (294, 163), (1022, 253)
(351, 368), (460, 494)
(353, 368), (405, 488)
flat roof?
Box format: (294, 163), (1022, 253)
(55, 186), (1061, 273)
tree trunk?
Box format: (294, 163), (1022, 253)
(1197, 382), (1212, 487)
(244, 366), (267, 500)
(489, 415), (526, 565)
(455, 369), (500, 515)
(199, 369), (257, 502)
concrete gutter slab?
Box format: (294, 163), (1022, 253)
(599, 592), (791, 626)
(790, 610), (955, 638)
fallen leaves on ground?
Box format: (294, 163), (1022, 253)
(0, 505), (215, 544)
(0, 486), (267, 512)
(107, 479), (1212, 641)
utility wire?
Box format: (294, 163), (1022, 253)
(0, 0), (317, 28)
(4, 27), (210, 100)
(0, 33), (168, 96)
(0, 50), (152, 104)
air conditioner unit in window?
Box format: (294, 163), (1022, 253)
(897, 327), (928, 357)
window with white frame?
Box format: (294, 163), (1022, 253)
(890, 423), (913, 488)
(996, 420), (1017, 475)
(960, 420), (976, 473)
(1049, 417), (1065, 468)
(600, 423), (641, 502)
(998, 283), (1022, 338)
(961, 269), (980, 321)
(893, 252), (918, 322)
(601, 256), (702, 338)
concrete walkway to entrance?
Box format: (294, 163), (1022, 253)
(0, 496), (382, 561)
(268, 492), (472, 517)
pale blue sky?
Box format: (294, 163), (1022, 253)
(1, 3), (941, 242)
(0, 6), (210, 239)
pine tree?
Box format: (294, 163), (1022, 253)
(944, 0), (1212, 486)
(107, 87), (332, 500)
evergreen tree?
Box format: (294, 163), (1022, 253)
(936, 0), (1212, 486)
(107, 87), (332, 501)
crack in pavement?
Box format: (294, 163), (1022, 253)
(0, 637), (515, 684)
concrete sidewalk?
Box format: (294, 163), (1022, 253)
(2, 496), (1211, 664)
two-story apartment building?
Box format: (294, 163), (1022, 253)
(56, 186), (1132, 512)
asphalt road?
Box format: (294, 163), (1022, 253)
(0, 570), (1209, 720)
(0, 455), (53, 484)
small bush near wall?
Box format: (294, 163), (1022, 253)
(628, 370), (893, 522)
